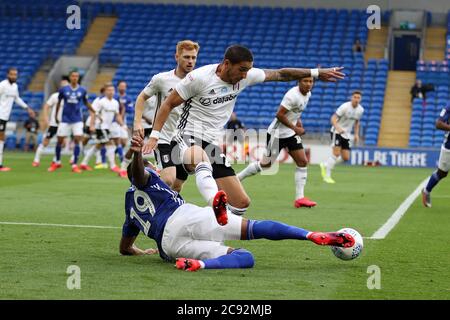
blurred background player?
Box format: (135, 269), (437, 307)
(114, 80), (133, 161)
(23, 113), (39, 152)
(80, 83), (123, 172)
(48, 70), (97, 173)
(142, 44), (344, 215)
(127, 39), (199, 189)
(238, 77), (316, 208)
(0, 67), (35, 171)
(422, 103), (450, 208)
(120, 133), (355, 272)
(320, 91), (364, 183)
(32, 78), (69, 167)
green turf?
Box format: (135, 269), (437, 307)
(0, 152), (449, 299)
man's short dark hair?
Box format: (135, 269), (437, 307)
(352, 90), (362, 96)
(117, 80), (126, 86)
(126, 159), (151, 183)
(224, 45), (253, 64)
(69, 70), (79, 77)
(7, 67), (17, 74)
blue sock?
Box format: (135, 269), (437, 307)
(203, 249), (254, 269)
(425, 171), (442, 193)
(55, 144), (62, 162)
(73, 144), (80, 165)
(116, 145), (124, 163)
(101, 146), (106, 164)
(247, 220), (310, 240)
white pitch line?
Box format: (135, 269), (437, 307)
(368, 177), (429, 240)
(0, 221), (120, 229)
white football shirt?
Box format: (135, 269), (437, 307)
(143, 69), (182, 144)
(97, 97), (120, 130)
(142, 95), (156, 130)
(0, 79), (28, 121)
(46, 92), (64, 127)
(330, 101), (364, 139)
(85, 97), (102, 129)
(175, 64), (266, 144)
(268, 86), (311, 138)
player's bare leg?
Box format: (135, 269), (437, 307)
(33, 136), (53, 167)
(215, 175), (251, 215)
(159, 166), (176, 188)
(172, 178), (185, 193)
(289, 149), (316, 208)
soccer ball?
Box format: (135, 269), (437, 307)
(331, 228), (363, 261)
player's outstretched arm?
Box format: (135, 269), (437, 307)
(436, 119), (450, 131)
(132, 91), (150, 135)
(142, 89), (185, 154)
(131, 134), (151, 189)
(120, 236), (158, 256)
(263, 67), (345, 82)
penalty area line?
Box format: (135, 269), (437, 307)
(368, 177), (429, 240)
(0, 221), (121, 229)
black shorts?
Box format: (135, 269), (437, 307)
(0, 120), (7, 132)
(266, 133), (303, 157)
(96, 129), (110, 144)
(144, 128), (152, 138)
(331, 132), (351, 150)
(173, 134), (235, 181)
(154, 143), (175, 169)
(45, 126), (58, 139)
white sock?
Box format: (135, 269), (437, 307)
(95, 150), (102, 164)
(227, 203), (248, 216)
(326, 155), (342, 176)
(237, 161), (262, 181)
(106, 145), (116, 168)
(34, 143), (44, 163)
(121, 156), (132, 171)
(295, 167), (307, 199)
(0, 141), (4, 166)
(82, 146), (96, 166)
(195, 162), (218, 206)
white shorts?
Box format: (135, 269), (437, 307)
(57, 122), (83, 137)
(110, 122), (128, 139)
(161, 203), (243, 260)
(438, 146), (450, 172)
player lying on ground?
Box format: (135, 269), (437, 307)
(422, 103), (450, 207)
(139, 44), (345, 216)
(320, 90), (364, 183)
(119, 134), (355, 271)
(237, 77), (316, 208)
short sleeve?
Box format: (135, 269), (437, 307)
(245, 68), (266, 86)
(175, 72), (202, 101)
(58, 88), (64, 100)
(46, 93), (57, 106)
(438, 107), (450, 122)
(143, 75), (160, 97)
(335, 103), (346, 117)
(280, 89), (298, 111)
(122, 216), (140, 237)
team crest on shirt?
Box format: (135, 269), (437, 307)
(163, 155), (169, 163)
(221, 87), (228, 93)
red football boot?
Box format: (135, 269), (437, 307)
(294, 197), (317, 208)
(71, 165), (82, 173)
(308, 232), (355, 248)
(47, 162), (62, 172)
(0, 166), (11, 172)
(79, 164), (93, 171)
(175, 258), (202, 272)
(212, 190), (228, 226)
(32, 161), (40, 167)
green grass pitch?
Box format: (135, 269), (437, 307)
(0, 152), (449, 299)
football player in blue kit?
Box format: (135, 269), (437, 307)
(422, 103), (450, 208)
(48, 70), (97, 173)
(119, 133), (356, 271)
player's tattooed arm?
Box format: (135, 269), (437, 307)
(263, 67), (345, 82)
(436, 119), (450, 131)
(276, 106), (304, 135)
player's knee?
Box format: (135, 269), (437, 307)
(260, 161), (272, 169)
(438, 169), (448, 179)
(233, 195), (251, 209)
(232, 249), (255, 268)
(297, 159), (308, 167)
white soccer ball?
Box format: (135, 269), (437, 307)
(331, 228), (363, 261)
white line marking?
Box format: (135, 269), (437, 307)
(0, 221), (120, 229)
(368, 177), (429, 240)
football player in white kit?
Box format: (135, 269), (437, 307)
(422, 103), (450, 208)
(139, 44), (344, 215)
(237, 77), (317, 208)
(321, 91), (364, 183)
(0, 67), (36, 171)
(126, 40), (200, 190)
(80, 83), (124, 172)
(32, 78), (69, 167)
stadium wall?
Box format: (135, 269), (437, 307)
(82, 0), (450, 14)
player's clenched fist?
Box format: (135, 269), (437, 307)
(130, 134), (144, 152)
